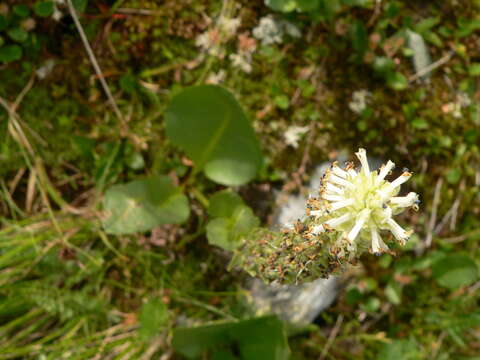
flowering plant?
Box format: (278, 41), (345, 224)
(232, 149), (419, 284)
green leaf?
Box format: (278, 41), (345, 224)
(0, 45), (23, 63)
(0, 15), (7, 32)
(102, 176), (190, 234)
(265, 0), (298, 12)
(414, 17), (440, 34)
(385, 281), (402, 305)
(351, 20), (368, 57)
(274, 94), (289, 110)
(297, 0), (321, 11)
(119, 73), (138, 94)
(172, 316), (290, 360)
(468, 63), (480, 76)
(387, 71), (408, 90)
(72, 0), (89, 12)
(8, 28), (29, 43)
(207, 205), (259, 251)
(13, 5), (31, 18)
(165, 85), (263, 186)
(139, 298), (169, 340)
(378, 338), (420, 360)
(446, 168), (461, 184)
(34, 1), (55, 17)
(373, 56), (395, 74)
(456, 18), (480, 38)
(208, 190), (244, 218)
(411, 117), (429, 129)
(432, 254), (478, 289)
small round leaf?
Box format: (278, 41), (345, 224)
(432, 254), (478, 289)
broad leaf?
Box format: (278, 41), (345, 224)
(387, 71), (408, 91)
(139, 298), (169, 340)
(208, 190), (244, 218)
(165, 85), (263, 186)
(0, 45), (23, 63)
(432, 254), (478, 289)
(102, 176), (189, 234)
(265, 0), (298, 12)
(172, 316), (290, 360)
(34, 1), (55, 17)
(207, 205), (259, 251)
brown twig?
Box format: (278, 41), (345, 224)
(409, 51), (455, 83)
(319, 314), (344, 360)
(425, 178), (443, 249)
(66, 0), (126, 129)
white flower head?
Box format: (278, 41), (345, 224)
(348, 89), (371, 114)
(253, 16), (301, 46)
(314, 148), (419, 255)
(284, 125), (309, 148)
(253, 16), (283, 45)
(229, 52), (252, 73)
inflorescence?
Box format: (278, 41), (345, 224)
(233, 149), (419, 285)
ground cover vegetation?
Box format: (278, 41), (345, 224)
(0, 0), (480, 359)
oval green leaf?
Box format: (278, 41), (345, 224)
(165, 85), (263, 186)
(387, 71), (408, 91)
(139, 298), (169, 341)
(0, 45), (23, 63)
(208, 190), (244, 218)
(207, 205), (259, 251)
(102, 176), (190, 234)
(432, 254), (478, 289)
(34, 1), (55, 17)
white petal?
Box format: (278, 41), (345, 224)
(347, 210), (369, 242)
(377, 160), (395, 183)
(325, 213), (352, 227)
(325, 182), (343, 195)
(329, 174), (354, 188)
(389, 171), (412, 189)
(322, 194), (345, 202)
(310, 210), (324, 217)
(376, 187), (393, 201)
(371, 228), (388, 254)
(390, 192), (419, 207)
(371, 228), (381, 253)
(355, 148), (370, 174)
(330, 198), (355, 211)
(332, 165), (348, 178)
(312, 225), (325, 234)
(347, 169), (358, 178)
(387, 218), (408, 242)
